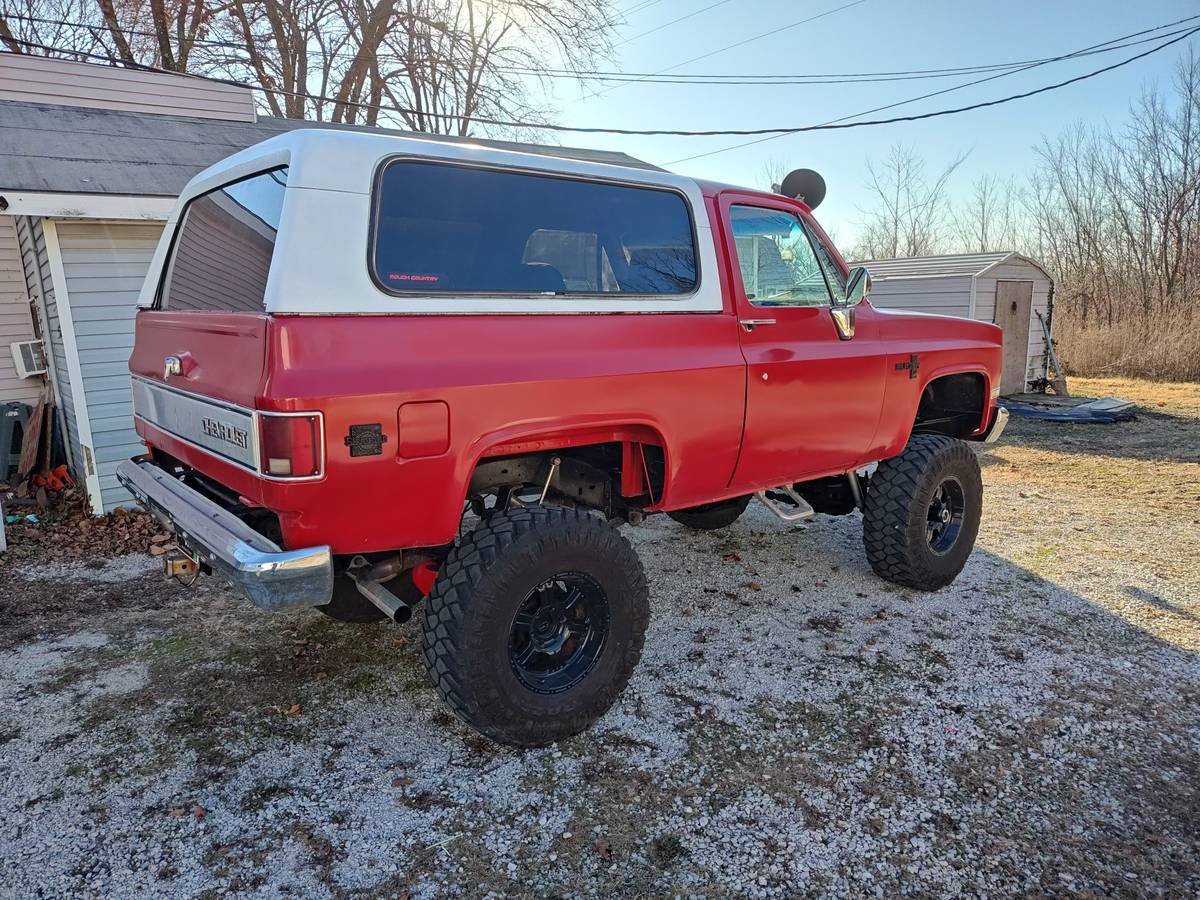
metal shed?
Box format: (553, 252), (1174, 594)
(0, 54), (657, 514)
(854, 252), (1054, 395)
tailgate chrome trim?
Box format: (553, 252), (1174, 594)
(130, 375), (326, 482)
(117, 459), (333, 610)
(132, 375), (258, 470)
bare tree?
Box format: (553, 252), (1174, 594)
(851, 144), (967, 260)
(1, 0), (619, 135)
(953, 174), (1024, 253)
(0, 0), (215, 69)
(760, 157), (788, 193)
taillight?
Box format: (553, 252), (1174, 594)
(258, 413), (322, 478)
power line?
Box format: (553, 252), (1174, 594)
(513, 26), (1200, 84)
(614, 0), (735, 47)
(7, 11), (1197, 86)
(664, 25), (1200, 164)
(2, 24), (1195, 139)
(587, 0), (870, 99)
(618, 0), (671, 15)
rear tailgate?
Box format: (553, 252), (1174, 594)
(129, 311), (268, 474)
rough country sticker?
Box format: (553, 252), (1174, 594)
(201, 416), (250, 450)
(344, 423), (387, 457)
(387, 273), (441, 284)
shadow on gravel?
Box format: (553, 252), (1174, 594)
(0, 507), (1196, 898)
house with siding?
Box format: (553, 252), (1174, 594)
(0, 216), (41, 407)
(0, 52), (654, 513)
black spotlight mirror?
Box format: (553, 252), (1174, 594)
(779, 168), (827, 210)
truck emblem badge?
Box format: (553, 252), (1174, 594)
(344, 423), (387, 457)
(163, 355), (182, 378)
(201, 416), (250, 450)
(894, 354), (920, 379)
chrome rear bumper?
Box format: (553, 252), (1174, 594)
(116, 459), (333, 610)
(981, 405), (1010, 443)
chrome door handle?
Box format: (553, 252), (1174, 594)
(739, 318), (777, 332)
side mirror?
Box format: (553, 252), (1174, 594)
(831, 266), (870, 341)
(842, 266), (871, 307)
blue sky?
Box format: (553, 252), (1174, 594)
(538, 0), (1200, 245)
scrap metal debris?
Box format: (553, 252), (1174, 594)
(1003, 394), (1137, 424)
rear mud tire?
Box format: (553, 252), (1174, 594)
(421, 505), (648, 748)
(318, 572), (421, 624)
(862, 434), (982, 591)
(667, 495), (751, 531)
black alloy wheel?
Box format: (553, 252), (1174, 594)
(508, 573), (610, 694)
(925, 476), (965, 554)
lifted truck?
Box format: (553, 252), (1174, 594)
(118, 130), (1007, 747)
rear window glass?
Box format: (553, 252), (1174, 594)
(160, 167), (287, 311)
(372, 161), (697, 296)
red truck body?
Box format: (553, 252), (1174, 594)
(128, 176), (1000, 556)
(118, 129), (1007, 746)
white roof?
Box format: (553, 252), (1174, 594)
(854, 252), (1052, 282)
(136, 128), (723, 316)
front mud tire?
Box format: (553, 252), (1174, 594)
(667, 495), (751, 531)
(421, 506), (649, 748)
(862, 434), (982, 591)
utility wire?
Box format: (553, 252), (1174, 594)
(515, 25), (1200, 83)
(6, 11), (1197, 85)
(587, 0), (870, 99)
(664, 25), (1200, 163)
(614, 0), (735, 47)
(2, 24), (1195, 138)
(618, 0), (670, 15)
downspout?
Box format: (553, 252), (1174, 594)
(968, 275), (978, 319)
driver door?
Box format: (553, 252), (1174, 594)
(721, 194), (886, 491)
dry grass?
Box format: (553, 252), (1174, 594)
(1054, 312), (1200, 382)
(981, 375), (1200, 649)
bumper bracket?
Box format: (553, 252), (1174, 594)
(116, 460), (333, 610)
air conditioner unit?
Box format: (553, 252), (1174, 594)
(10, 340), (47, 379)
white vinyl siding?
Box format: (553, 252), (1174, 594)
(0, 53), (255, 122)
(866, 275), (976, 318)
(0, 216), (41, 405)
(54, 221), (164, 511)
(973, 262), (1052, 387)
(16, 216), (80, 469)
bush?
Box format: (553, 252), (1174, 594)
(1055, 312), (1200, 383)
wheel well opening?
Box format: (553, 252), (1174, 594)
(467, 440), (664, 520)
(914, 373), (986, 439)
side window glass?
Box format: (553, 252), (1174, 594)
(729, 205), (832, 308)
(804, 219), (848, 302)
(160, 168), (287, 311)
(372, 161), (697, 296)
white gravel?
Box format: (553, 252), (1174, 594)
(16, 553), (159, 583)
(0, 447), (1197, 896)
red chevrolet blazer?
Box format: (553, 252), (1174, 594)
(119, 129), (1006, 747)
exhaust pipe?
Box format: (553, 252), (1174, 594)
(347, 555), (419, 623)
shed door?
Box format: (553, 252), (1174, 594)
(994, 280), (1032, 394)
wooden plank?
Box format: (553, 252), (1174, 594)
(17, 395), (44, 477)
(994, 281), (1034, 395)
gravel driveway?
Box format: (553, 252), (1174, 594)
(1, 377), (1197, 898)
